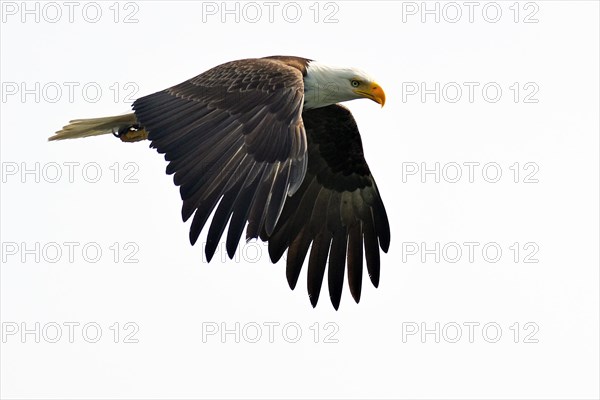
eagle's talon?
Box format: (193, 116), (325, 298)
(116, 124), (148, 142)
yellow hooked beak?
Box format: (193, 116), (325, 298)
(355, 82), (386, 107)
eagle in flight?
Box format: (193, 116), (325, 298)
(50, 56), (390, 309)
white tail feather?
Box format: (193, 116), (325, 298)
(49, 113), (138, 141)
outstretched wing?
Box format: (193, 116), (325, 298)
(132, 57), (309, 261)
(267, 104), (390, 310)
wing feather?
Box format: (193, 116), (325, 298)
(132, 57), (310, 254)
(268, 104), (390, 309)
(286, 227), (312, 290)
(328, 229), (348, 310)
(347, 222), (364, 302)
(307, 231), (332, 307)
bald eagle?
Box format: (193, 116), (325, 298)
(50, 56), (390, 309)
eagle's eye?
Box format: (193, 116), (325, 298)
(351, 79), (360, 88)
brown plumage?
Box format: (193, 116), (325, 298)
(49, 55), (390, 309)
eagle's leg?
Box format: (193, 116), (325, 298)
(113, 124), (148, 142)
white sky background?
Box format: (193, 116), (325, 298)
(1, 1), (598, 399)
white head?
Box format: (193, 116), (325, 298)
(303, 61), (386, 109)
